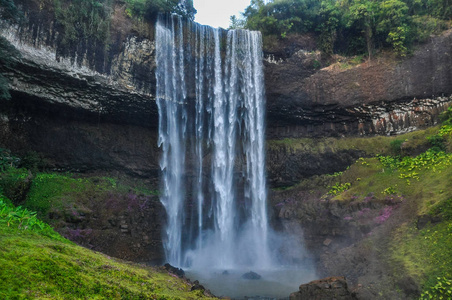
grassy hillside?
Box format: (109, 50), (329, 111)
(269, 106), (452, 298)
(0, 198), (215, 299)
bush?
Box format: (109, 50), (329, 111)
(0, 168), (32, 206)
(0, 198), (64, 240)
(428, 135), (446, 152)
(19, 151), (47, 173)
(125, 0), (196, 21)
(390, 139), (405, 155)
(0, 148), (19, 171)
(411, 15), (450, 44)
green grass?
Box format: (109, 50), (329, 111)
(330, 149), (452, 205)
(309, 125), (452, 298)
(392, 221), (452, 299)
(267, 126), (439, 156)
(22, 172), (159, 222)
(25, 173), (88, 217)
(275, 120), (452, 298)
(0, 197), (65, 242)
(0, 197), (215, 299)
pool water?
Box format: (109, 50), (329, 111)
(186, 267), (317, 299)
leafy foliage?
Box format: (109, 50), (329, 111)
(0, 168), (31, 205)
(0, 0), (20, 22)
(0, 148), (19, 171)
(240, 0), (452, 57)
(438, 125), (452, 137)
(393, 221), (452, 300)
(53, 0), (112, 62)
(382, 185), (398, 195)
(420, 277), (452, 300)
(328, 182), (351, 195)
(0, 198), (65, 241)
(428, 134), (446, 151)
(125, 0), (196, 21)
(390, 139), (405, 155)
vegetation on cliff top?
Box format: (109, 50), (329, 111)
(124, 0), (196, 21)
(0, 0), (196, 72)
(235, 0), (452, 57)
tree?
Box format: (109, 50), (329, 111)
(343, 0), (378, 59)
(229, 15), (246, 29)
(377, 0), (409, 56)
(0, 0), (19, 22)
(127, 0), (196, 21)
(427, 0), (452, 20)
(244, 0), (320, 36)
(317, 0), (341, 56)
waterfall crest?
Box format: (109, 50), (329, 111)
(156, 15), (270, 270)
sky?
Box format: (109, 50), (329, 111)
(193, 0), (252, 29)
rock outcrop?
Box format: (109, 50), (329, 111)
(42, 189), (166, 263)
(289, 276), (356, 300)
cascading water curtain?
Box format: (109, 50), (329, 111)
(156, 14), (271, 270)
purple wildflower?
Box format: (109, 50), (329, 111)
(375, 206), (393, 224)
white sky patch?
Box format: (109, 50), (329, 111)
(193, 0), (251, 29)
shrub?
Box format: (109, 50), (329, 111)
(125, 0), (196, 21)
(19, 151), (47, 173)
(0, 198), (65, 241)
(427, 135), (446, 152)
(0, 168), (32, 205)
(0, 148), (19, 171)
(390, 139), (405, 155)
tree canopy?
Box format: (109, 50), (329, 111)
(238, 0), (452, 57)
(125, 0), (197, 21)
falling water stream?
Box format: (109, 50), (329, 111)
(156, 15), (315, 299)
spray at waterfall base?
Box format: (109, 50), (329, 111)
(156, 15), (315, 281)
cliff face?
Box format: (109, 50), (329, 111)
(1, 5), (158, 128)
(0, 1), (451, 180)
(264, 30), (452, 137)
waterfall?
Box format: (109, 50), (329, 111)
(156, 15), (270, 270)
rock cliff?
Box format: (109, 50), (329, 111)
(264, 31), (452, 137)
